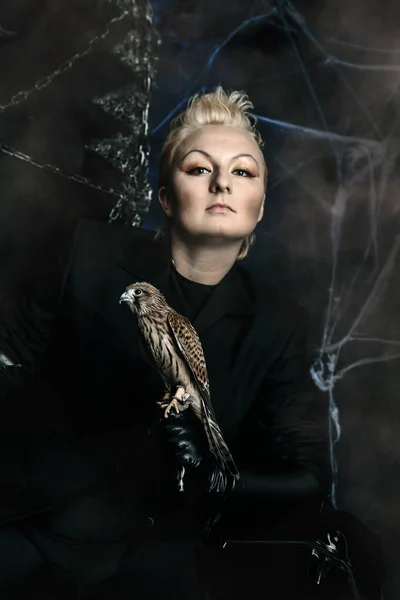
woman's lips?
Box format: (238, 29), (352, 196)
(207, 204), (234, 213)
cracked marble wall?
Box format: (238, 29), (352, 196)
(0, 0), (157, 316)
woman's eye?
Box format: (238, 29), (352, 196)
(234, 168), (254, 177)
(187, 166), (210, 175)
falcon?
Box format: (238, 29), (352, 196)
(120, 281), (240, 493)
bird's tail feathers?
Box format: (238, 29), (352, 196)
(208, 467), (229, 494)
(204, 417), (240, 493)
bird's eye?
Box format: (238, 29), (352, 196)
(133, 289), (142, 297)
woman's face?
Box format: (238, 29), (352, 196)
(159, 125), (266, 245)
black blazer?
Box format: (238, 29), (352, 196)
(0, 219), (330, 520)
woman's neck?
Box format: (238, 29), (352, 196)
(169, 231), (242, 285)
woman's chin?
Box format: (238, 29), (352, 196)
(175, 223), (248, 245)
(194, 230), (246, 246)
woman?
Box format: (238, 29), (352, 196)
(0, 87), (330, 598)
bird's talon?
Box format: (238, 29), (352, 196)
(163, 398), (181, 418)
(157, 401), (169, 411)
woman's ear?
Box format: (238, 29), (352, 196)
(158, 187), (173, 217)
(257, 193), (266, 223)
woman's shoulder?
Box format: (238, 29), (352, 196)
(73, 218), (155, 246)
(238, 233), (310, 330)
(70, 218), (157, 262)
(238, 265), (309, 333)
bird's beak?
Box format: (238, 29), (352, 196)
(119, 291), (130, 304)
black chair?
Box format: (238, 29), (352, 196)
(198, 496), (385, 600)
(0, 497), (385, 600)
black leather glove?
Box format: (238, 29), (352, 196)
(161, 409), (235, 496)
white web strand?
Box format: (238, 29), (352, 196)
(0, 10), (130, 113)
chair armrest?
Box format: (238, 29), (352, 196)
(204, 468), (325, 545)
(230, 467), (322, 505)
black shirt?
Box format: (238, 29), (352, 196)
(169, 262), (216, 322)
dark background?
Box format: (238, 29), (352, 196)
(0, 1), (399, 598)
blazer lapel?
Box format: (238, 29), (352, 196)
(192, 266), (255, 333)
(116, 230), (256, 333)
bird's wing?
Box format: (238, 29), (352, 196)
(167, 311), (240, 483)
(167, 311), (214, 414)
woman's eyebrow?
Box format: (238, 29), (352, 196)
(181, 148), (259, 167)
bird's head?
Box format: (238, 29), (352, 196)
(119, 282), (168, 317)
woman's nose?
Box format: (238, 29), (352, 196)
(210, 170), (231, 194)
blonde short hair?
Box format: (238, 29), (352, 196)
(156, 86), (267, 260)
